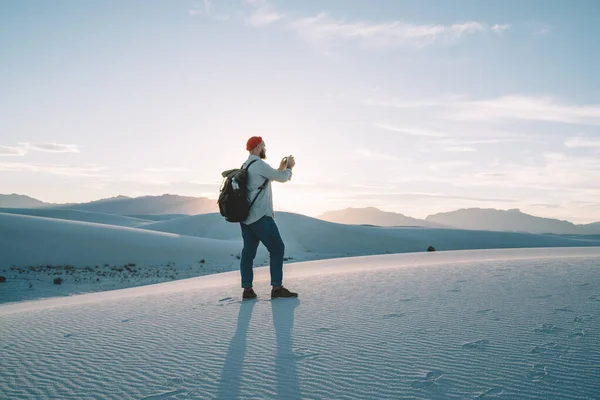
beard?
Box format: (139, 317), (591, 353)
(259, 149), (266, 159)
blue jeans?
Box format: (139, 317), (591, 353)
(240, 216), (285, 288)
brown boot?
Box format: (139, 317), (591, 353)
(271, 286), (298, 299)
(242, 288), (257, 300)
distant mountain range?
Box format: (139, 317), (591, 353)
(0, 193), (219, 215)
(425, 208), (600, 235)
(318, 206), (600, 235)
(318, 207), (446, 228)
(3, 194), (600, 235)
(0, 194), (50, 208)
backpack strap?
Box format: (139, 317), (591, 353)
(243, 159), (259, 170)
(244, 159), (269, 211)
(249, 179), (268, 210)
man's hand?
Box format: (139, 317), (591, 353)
(286, 155), (295, 169)
(278, 156), (295, 170)
(278, 158), (287, 171)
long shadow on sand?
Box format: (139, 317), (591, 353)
(216, 297), (302, 399)
(272, 298), (302, 400)
(216, 299), (256, 399)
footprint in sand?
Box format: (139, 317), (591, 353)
(475, 386), (503, 398)
(576, 283), (591, 287)
(216, 297), (241, 306)
(121, 318), (132, 323)
(534, 324), (564, 335)
(447, 289), (461, 293)
(529, 342), (558, 354)
(455, 279), (468, 283)
(573, 315), (592, 323)
(399, 297), (416, 303)
(140, 389), (187, 400)
(568, 329), (587, 339)
(293, 349), (319, 360)
(462, 339), (489, 350)
(589, 294), (600, 301)
(63, 333), (73, 338)
(554, 308), (574, 313)
(476, 309), (496, 315)
(383, 313), (405, 319)
(526, 364), (547, 382)
(411, 370), (443, 389)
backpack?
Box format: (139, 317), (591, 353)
(218, 160), (268, 223)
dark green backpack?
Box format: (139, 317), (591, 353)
(218, 160), (267, 223)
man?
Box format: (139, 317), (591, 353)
(240, 136), (298, 300)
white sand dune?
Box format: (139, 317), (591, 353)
(0, 207), (152, 227)
(0, 212), (242, 267)
(123, 213), (189, 221)
(141, 212), (600, 257)
(1, 248), (600, 399)
(0, 212), (258, 303)
(139, 212), (241, 240)
(4, 211), (600, 304)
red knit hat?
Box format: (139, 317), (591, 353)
(246, 136), (263, 151)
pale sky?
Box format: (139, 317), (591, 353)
(1, 0), (600, 223)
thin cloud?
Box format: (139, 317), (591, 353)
(244, 0), (285, 27)
(445, 146), (477, 152)
(374, 123), (446, 137)
(248, 9), (285, 26)
(530, 203), (563, 209)
(144, 167), (189, 172)
(454, 154), (600, 192)
(365, 94), (466, 108)
(492, 24), (511, 34)
(432, 136), (543, 145)
(19, 142), (80, 153)
(189, 0), (230, 20)
(369, 94), (600, 125)
(116, 173), (172, 186)
(564, 136), (600, 148)
(190, 2), (504, 50)
(444, 96), (600, 125)
(289, 14), (497, 49)
(0, 146), (27, 156)
(429, 161), (473, 171)
(0, 162), (107, 177)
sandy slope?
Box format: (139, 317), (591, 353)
(0, 212), (260, 303)
(123, 213), (188, 221)
(141, 212), (600, 257)
(0, 207), (152, 227)
(3, 211), (600, 304)
(0, 212), (243, 267)
(1, 248), (600, 399)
